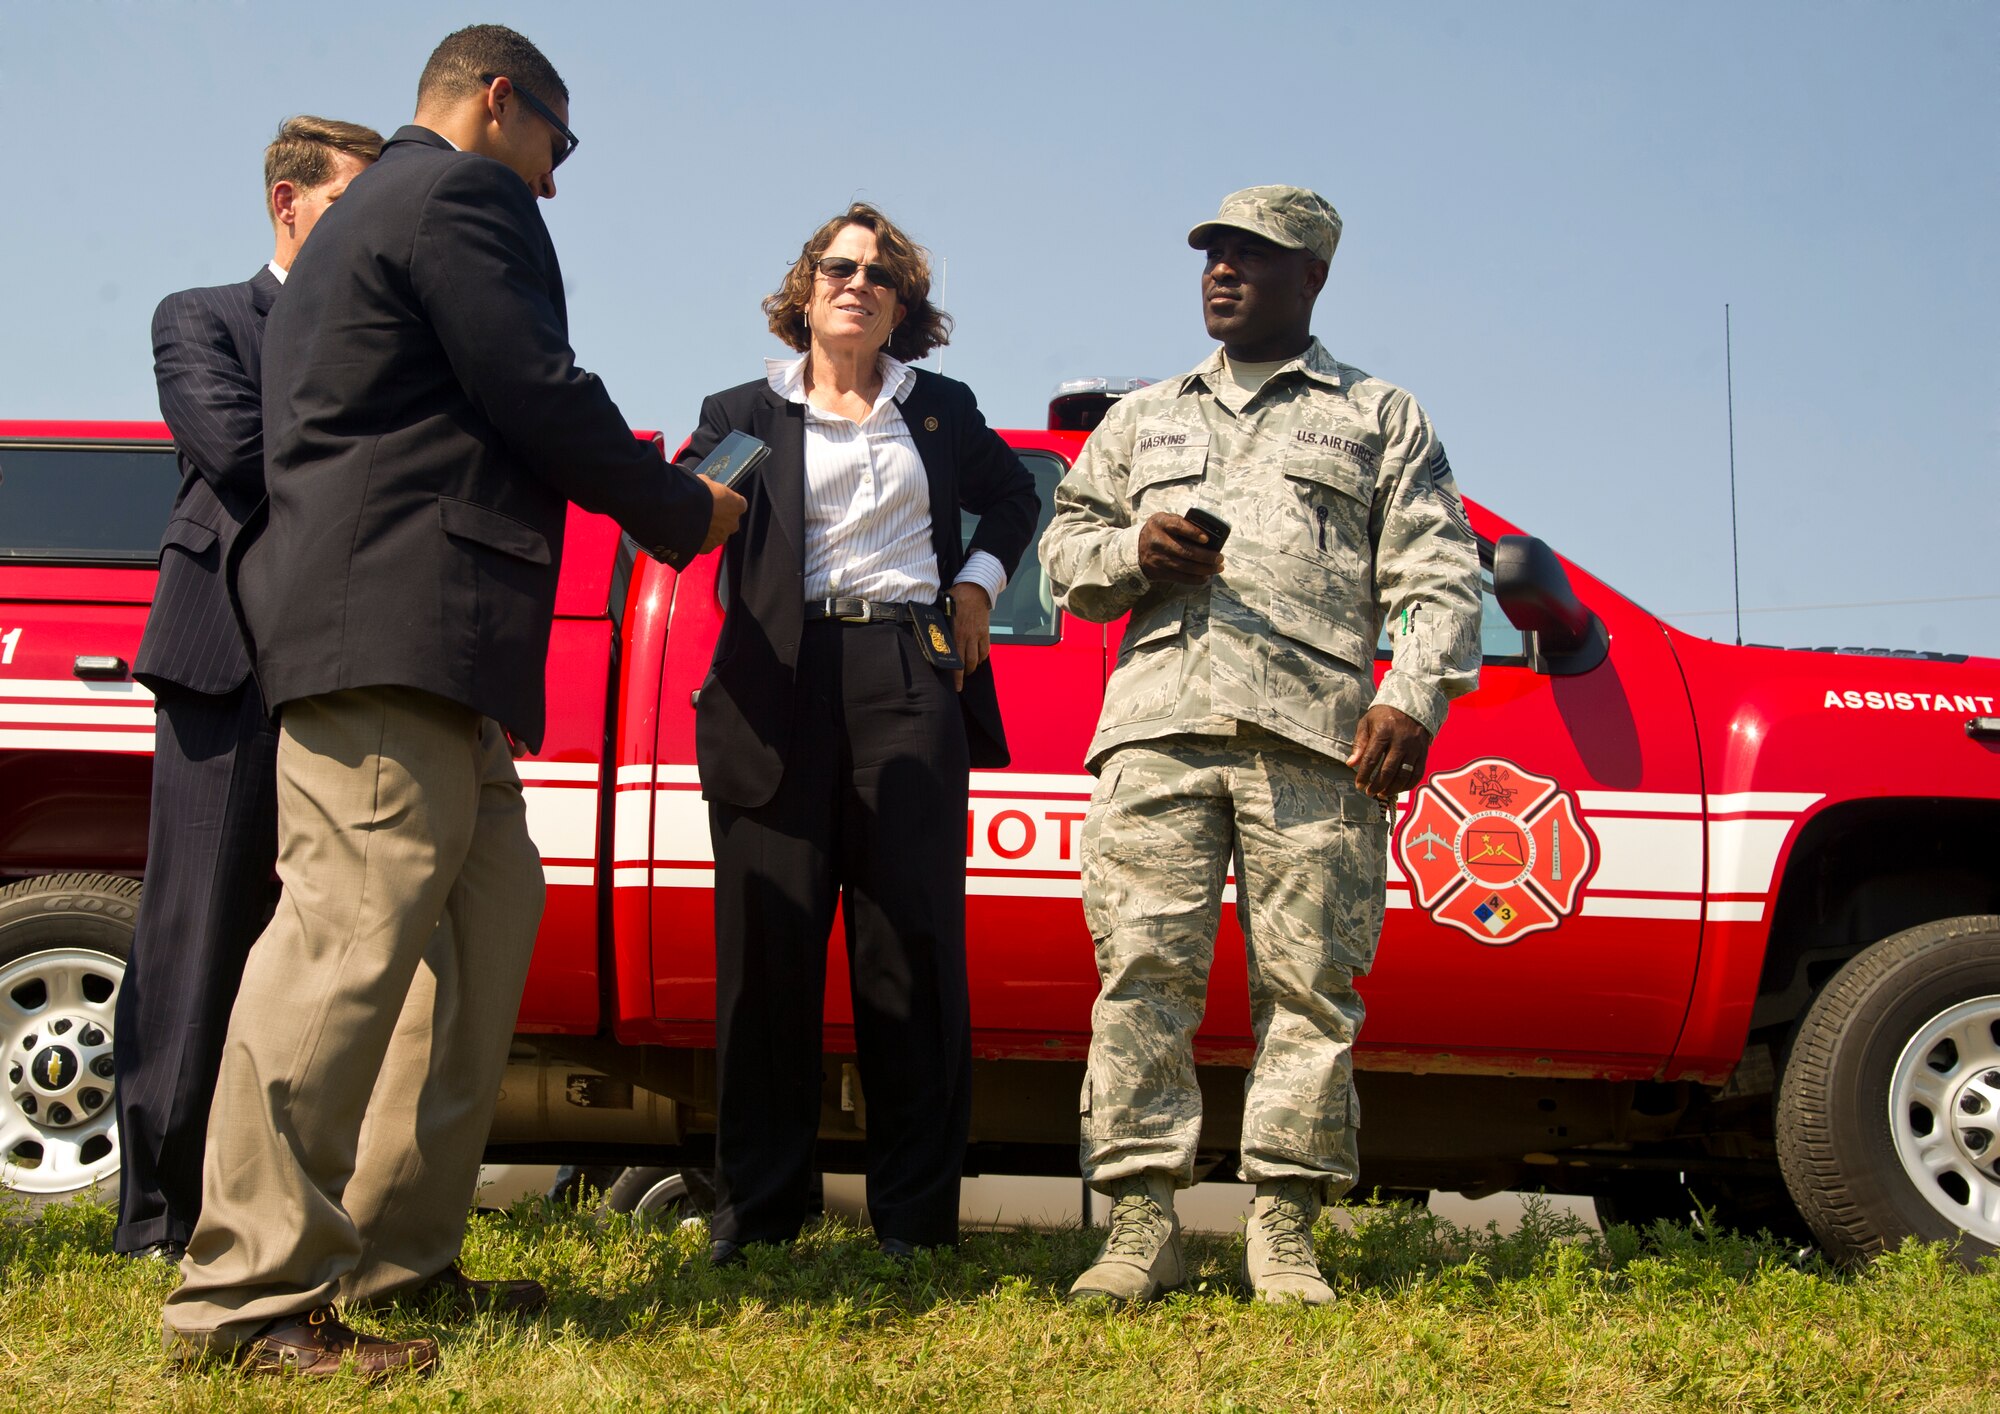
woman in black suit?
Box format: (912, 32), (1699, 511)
(677, 203), (1040, 1260)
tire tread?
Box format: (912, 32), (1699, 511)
(0, 871), (143, 906)
(1776, 913), (2000, 1266)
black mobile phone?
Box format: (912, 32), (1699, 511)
(1183, 507), (1232, 548)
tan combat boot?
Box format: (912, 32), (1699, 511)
(1243, 1178), (1334, 1305)
(1067, 1172), (1185, 1304)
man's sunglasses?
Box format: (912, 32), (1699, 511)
(481, 74), (579, 170)
(815, 256), (898, 291)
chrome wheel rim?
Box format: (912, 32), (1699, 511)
(1889, 994), (2000, 1245)
(633, 1172), (693, 1218)
(0, 948), (123, 1199)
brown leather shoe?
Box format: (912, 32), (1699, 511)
(239, 1306), (438, 1380)
(410, 1263), (548, 1318)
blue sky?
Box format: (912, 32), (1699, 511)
(4, 2), (1994, 654)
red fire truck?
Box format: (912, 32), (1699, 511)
(1, 407), (1995, 1265)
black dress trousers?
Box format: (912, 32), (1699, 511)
(709, 618), (972, 1248)
(112, 680), (280, 1252)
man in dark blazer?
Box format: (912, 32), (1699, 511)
(161, 26), (743, 1380)
(117, 116), (382, 1263)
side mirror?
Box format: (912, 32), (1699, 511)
(1492, 534), (1608, 675)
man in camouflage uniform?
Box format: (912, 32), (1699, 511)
(1041, 186), (1482, 1305)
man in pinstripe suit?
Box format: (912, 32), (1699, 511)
(114, 116), (382, 1261)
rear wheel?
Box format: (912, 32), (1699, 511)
(602, 1167), (716, 1225)
(1593, 1172), (1814, 1244)
(1777, 915), (2000, 1266)
(0, 873), (138, 1215)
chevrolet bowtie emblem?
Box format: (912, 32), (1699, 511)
(46, 1053), (62, 1085)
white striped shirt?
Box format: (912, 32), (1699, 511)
(767, 354), (1007, 606)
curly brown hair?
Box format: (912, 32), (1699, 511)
(762, 203), (953, 362)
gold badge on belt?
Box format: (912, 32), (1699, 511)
(908, 603), (965, 672)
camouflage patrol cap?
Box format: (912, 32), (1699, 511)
(1188, 185), (1342, 263)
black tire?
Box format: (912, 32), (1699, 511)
(1593, 1187), (1683, 1232)
(0, 872), (139, 1215)
(1593, 1173), (1815, 1245)
(602, 1166), (716, 1224)
(546, 1163), (626, 1208)
(1777, 914), (2000, 1267)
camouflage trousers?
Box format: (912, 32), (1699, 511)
(1077, 730), (1387, 1197)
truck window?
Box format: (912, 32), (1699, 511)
(0, 444), (179, 563)
(1375, 561), (1527, 666)
(961, 450), (1065, 644)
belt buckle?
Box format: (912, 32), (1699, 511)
(836, 598), (873, 624)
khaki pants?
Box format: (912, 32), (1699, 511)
(1077, 731), (1387, 1196)
(162, 686), (545, 1350)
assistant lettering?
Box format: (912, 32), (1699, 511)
(1823, 688), (1996, 712)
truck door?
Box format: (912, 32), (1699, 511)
(0, 432), (179, 879)
(1365, 526), (1707, 1073)
(641, 443), (1108, 1053)
(953, 448), (1107, 1047)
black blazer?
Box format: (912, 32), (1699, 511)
(134, 266), (281, 695)
(678, 370), (1040, 808)
(244, 126), (712, 750)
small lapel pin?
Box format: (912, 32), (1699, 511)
(923, 416), (940, 432)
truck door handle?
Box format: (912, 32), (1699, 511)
(1968, 717), (2000, 741)
(72, 655), (129, 681)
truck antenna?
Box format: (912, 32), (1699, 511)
(1725, 304), (1743, 647)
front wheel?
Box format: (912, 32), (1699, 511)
(0, 873), (138, 1215)
(1777, 914), (2000, 1266)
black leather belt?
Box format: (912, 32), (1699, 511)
(804, 597), (928, 624)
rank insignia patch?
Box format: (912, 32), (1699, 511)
(1397, 757), (1597, 945)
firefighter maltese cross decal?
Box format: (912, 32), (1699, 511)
(1398, 758), (1596, 945)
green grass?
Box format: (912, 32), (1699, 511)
(1, 1190), (1994, 1412)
